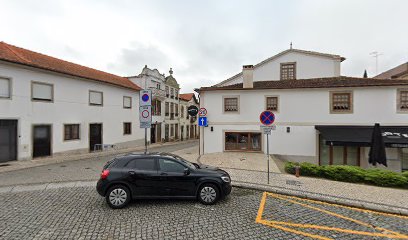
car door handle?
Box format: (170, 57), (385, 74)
(128, 171), (136, 176)
(160, 172), (168, 176)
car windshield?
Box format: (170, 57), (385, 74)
(173, 155), (197, 169)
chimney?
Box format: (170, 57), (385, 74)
(242, 65), (254, 88)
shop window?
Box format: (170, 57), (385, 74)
(225, 132), (261, 151)
(330, 91), (353, 113)
(319, 136), (360, 166)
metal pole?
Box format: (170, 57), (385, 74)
(144, 128), (147, 154)
(267, 133), (270, 184)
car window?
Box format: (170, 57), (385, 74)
(126, 158), (156, 171)
(158, 159), (186, 173)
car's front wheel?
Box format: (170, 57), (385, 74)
(198, 183), (220, 205)
(106, 185), (131, 209)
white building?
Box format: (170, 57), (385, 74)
(179, 93), (199, 140)
(0, 42), (144, 162)
(199, 48), (408, 172)
(128, 66), (181, 143)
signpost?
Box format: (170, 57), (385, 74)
(260, 110), (275, 184)
(139, 90), (152, 153)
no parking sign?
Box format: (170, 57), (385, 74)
(140, 90), (151, 107)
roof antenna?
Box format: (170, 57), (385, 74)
(290, 42), (293, 49)
(370, 51), (383, 75)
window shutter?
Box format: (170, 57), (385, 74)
(0, 78), (10, 98)
(33, 83), (52, 100)
(90, 91), (103, 105)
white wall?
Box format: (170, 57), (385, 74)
(219, 52), (341, 87)
(0, 62), (144, 160)
(200, 87), (408, 160)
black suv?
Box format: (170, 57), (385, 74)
(96, 152), (232, 208)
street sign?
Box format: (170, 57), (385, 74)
(198, 117), (208, 127)
(139, 106), (151, 123)
(188, 105), (199, 117)
(139, 89), (152, 107)
(260, 125), (276, 134)
(198, 107), (207, 116)
(140, 122), (151, 129)
(260, 111), (275, 125)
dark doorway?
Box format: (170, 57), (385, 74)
(0, 120), (18, 162)
(33, 125), (51, 158)
(151, 124), (156, 144)
(90, 123), (102, 151)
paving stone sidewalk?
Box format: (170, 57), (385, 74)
(199, 152), (408, 215)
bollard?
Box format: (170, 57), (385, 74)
(294, 165), (300, 178)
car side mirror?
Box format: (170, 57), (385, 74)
(184, 168), (190, 176)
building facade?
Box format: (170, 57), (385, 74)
(129, 66), (184, 143)
(0, 42), (144, 162)
(179, 93), (199, 140)
(199, 49), (408, 172)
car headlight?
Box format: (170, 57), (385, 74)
(221, 176), (230, 183)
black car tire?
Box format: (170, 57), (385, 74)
(106, 185), (131, 209)
(198, 183), (220, 205)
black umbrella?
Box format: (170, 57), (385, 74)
(368, 123), (387, 166)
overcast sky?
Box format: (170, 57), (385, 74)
(1, 0), (407, 93)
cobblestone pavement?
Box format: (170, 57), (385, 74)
(0, 141), (198, 187)
(0, 187), (299, 240)
(256, 192), (408, 240)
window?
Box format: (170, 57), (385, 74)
(64, 124), (80, 141)
(175, 103), (179, 116)
(0, 78), (10, 98)
(165, 86), (169, 97)
(170, 88), (174, 98)
(32, 82), (53, 102)
(123, 122), (132, 135)
(181, 106), (184, 118)
(170, 103), (174, 119)
(89, 90), (103, 106)
(224, 97), (239, 112)
(225, 132), (261, 151)
(398, 89), (408, 111)
(266, 96), (278, 111)
(126, 158), (156, 171)
(170, 124), (174, 136)
(159, 158), (185, 173)
(331, 92), (352, 113)
(175, 90), (178, 99)
(165, 102), (169, 116)
(319, 136), (360, 166)
(152, 99), (161, 116)
(280, 63), (296, 80)
(123, 96), (132, 109)
(157, 83), (161, 89)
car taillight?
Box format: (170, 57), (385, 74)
(101, 169), (110, 180)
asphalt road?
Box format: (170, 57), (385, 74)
(0, 141), (198, 187)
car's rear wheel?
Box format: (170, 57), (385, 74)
(106, 185), (131, 209)
(198, 183), (219, 205)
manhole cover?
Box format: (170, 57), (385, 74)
(286, 180), (302, 186)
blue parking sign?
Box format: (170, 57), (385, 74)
(198, 117), (207, 127)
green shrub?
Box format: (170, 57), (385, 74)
(363, 169), (408, 188)
(284, 161), (408, 188)
(319, 165), (365, 183)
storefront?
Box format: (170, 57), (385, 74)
(224, 132), (262, 152)
(316, 125), (408, 171)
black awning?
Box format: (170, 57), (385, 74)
(315, 125), (408, 147)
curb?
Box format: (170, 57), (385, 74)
(232, 182), (408, 216)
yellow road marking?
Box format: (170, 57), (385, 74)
(255, 191), (408, 239)
(267, 192), (408, 220)
(259, 219), (332, 240)
(264, 220), (408, 239)
(266, 192), (406, 237)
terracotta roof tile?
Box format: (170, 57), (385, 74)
(0, 42), (141, 91)
(179, 93), (195, 101)
(201, 76), (408, 91)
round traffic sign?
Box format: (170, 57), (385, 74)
(199, 107), (207, 116)
(142, 94), (149, 102)
(260, 111), (275, 125)
(141, 109), (150, 118)
(187, 105), (199, 117)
